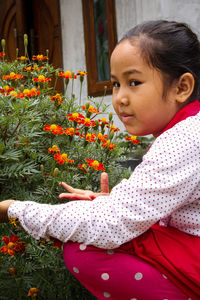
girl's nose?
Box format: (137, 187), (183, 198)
(119, 97), (129, 105)
(115, 86), (129, 106)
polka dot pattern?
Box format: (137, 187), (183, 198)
(103, 292), (111, 298)
(63, 242), (189, 300)
(101, 273), (109, 280)
(73, 267), (79, 273)
(8, 112), (200, 250)
(134, 272), (143, 280)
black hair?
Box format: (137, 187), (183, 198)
(119, 20), (200, 101)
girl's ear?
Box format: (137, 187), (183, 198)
(175, 72), (195, 103)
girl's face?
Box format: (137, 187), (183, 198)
(111, 39), (181, 137)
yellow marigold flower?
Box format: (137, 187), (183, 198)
(91, 160), (100, 168)
(38, 75), (45, 81)
(72, 112), (79, 118)
(17, 56), (28, 61)
(50, 124), (57, 130)
(98, 133), (103, 139)
(101, 117), (107, 123)
(3, 85), (10, 90)
(60, 153), (68, 160)
(9, 91), (18, 97)
(88, 105), (99, 114)
(23, 89), (30, 95)
(131, 135), (137, 141)
(52, 145), (60, 151)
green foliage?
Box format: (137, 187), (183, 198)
(0, 48), (152, 299)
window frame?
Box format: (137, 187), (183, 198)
(82, 0), (117, 97)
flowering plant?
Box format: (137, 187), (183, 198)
(0, 36), (152, 299)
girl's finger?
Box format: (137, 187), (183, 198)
(100, 172), (109, 194)
(59, 193), (92, 200)
(59, 182), (85, 195)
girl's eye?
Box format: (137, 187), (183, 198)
(130, 80), (140, 87)
(112, 81), (120, 88)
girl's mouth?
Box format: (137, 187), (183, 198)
(120, 113), (134, 124)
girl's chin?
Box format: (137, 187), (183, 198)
(125, 126), (147, 137)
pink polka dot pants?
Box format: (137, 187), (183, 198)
(63, 242), (189, 300)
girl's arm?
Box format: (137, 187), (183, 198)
(1, 122), (199, 249)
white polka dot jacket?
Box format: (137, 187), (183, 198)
(8, 101), (200, 249)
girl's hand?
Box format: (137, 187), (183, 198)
(0, 200), (15, 223)
(59, 172), (109, 200)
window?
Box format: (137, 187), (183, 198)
(82, 0), (117, 97)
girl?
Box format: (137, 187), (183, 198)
(1, 20), (200, 300)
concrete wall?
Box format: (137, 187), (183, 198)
(60, 0), (200, 131)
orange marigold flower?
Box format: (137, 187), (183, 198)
(82, 118), (96, 127)
(82, 104), (99, 114)
(2, 72), (23, 80)
(101, 117), (108, 124)
(86, 159), (105, 171)
(24, 66), (35, 72)
(66, 112), (85, 123)
(0, 234), (27, 256)
(77, 163), (88, 173)
(102, 140), (111, 148)
(101, 139), (116, 150)
(85, 133), (97, 142)
(109, 125), (120, 132)
(32, 75), (51, 83)
(53, 153), (74, 165)
(48, 145), (60, 154)
(125, 135), (141, 144)
(49, 124), (63, 135)
(108, 143), (116, 150)
(64, 127), (75, 136)
(97, 133), (108, 143)
(9, 267), (17, 276)
(17, 56), (28, 61)
(88, 105), (99, 114)
(58, 71), (72, 79)
(23, 88), (40, 98)
(50, 93), (63, 104)
(77, 71), (87, 77)
(32, 54), (48, 60)
(43, 124), (51, 132)
(28, 287), (40, 298)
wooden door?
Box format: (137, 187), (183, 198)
(0, 0), (63, 91)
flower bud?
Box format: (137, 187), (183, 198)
(24, 37), (28, 47)
(85, 101), (90, 109)
(1, 39), (5, 49)
(53, 168), (59, 177)
(95, 119), (99, 127)
(16, 48), (19, 58)
(109, 130), (114, 140)
(40, 164), (44, 172)
(20, 84), (24, 91)
(109, 112), (113, 122)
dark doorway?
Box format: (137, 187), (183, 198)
(0, 0), (63, 91)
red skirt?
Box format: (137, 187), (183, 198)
(120, 224), (200, 300)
